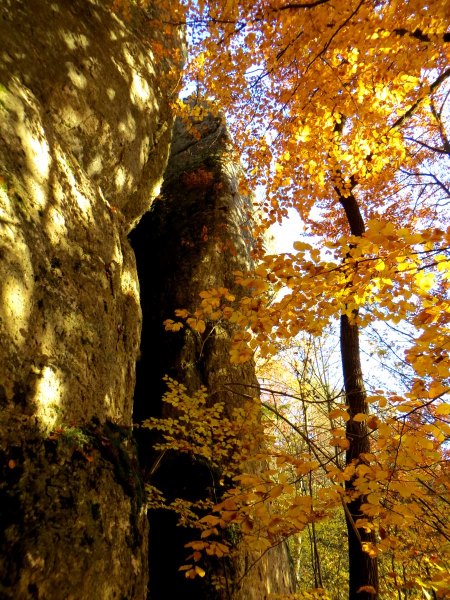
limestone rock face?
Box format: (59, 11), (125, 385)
(0, 1), (183, 597)
(131, 107), (294, 599)
(131, 108), (256, 421)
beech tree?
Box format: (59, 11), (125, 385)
(161, 0), (450, 598)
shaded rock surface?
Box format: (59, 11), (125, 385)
(131, 107), (295, 599)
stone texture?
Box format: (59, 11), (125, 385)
(131, 107), (294, 599)
(0, 0), (183, 597)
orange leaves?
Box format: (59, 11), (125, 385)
(183, 0), (448, 201)
(434, 403), (450, 416)
(230, 331), (254, 364)
(352, 413), (368, 423)
(145, 367), (450, 594)
(185, 538), (229, 560)
(165, 286), (242, 337)
(329, 434), (350, 451)
(144, 375), (262, 477)
(357, 585), (377, 594)
(367, 416), (379, 431)
(163, 3), (450, 594)
(163, 319), (184, 332)
(164, 278), (275, 363)
(179, 564), (206, 579)
(328, 408), (350, 422)
(186, 316), (206, 334)
(199, 287), (235, 303)
(181, 220), (443, 368)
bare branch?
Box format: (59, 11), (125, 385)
(275, 0), (331, 9)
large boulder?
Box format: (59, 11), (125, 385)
(0, 1), (183, 597)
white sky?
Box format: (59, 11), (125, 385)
(268, 209), (305, 254)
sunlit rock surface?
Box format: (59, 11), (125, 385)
(0, 0), (183, 597)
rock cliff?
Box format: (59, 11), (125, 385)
(0, 1), (183, 597)
(131, 107), (295, 599)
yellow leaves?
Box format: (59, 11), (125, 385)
(147, 367), (450, 593)
(164, 285), (247, 340)
(230, 332), (254, 364)
(186, 316), (206, 334)
(366, 492), (382, 505)
(365, 219), (396, 239)
(437, 257), (450, 279)
(179, 564), (206, 579)
(246, 536), (272, 553)
(141, 14), (450, 600)
(352, 413), (368, 423)
(144, 377), (260, 474)
(361, 542), (378, 558)
(199, 287), (235, 303)
(238, 277), (269, 294)
(360, 502), (380, 518)
(163, 319), (184, 332)
(328, 408), (350, 422)
(203, 541), (229, 558)
(295, 460), (320, 476)
(293, 240), (312, 252)
(366, 394), (386, 408)
(428, 381), (447, 399)
(388, 479), (421, 499)
(295, 124), (311, 142)
(413, 270), (435, 294)
(422, 423), (445, 443)
(330, 434), (350, 450)
(172, 8), (450, 590)
(268, 483), (285, 499)
(198, 514), (222, 528)
(395, 256), (413, 272)
(347, 47), (359, 65)
(398, 73), (420, 91)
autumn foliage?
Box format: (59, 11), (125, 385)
(147, 0), (450, 598)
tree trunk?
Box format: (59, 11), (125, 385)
(338, 192), (379, 600)
(130, 106), (295, 599)
(341, 314), (378, 600)
(0, 1), (183, 597)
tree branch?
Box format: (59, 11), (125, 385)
(390, 68), (450, 131)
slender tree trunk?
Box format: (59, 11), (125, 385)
(341, 313), (378, 600)
(337, 191), (379, 599)
(302, 394), (324, 589)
